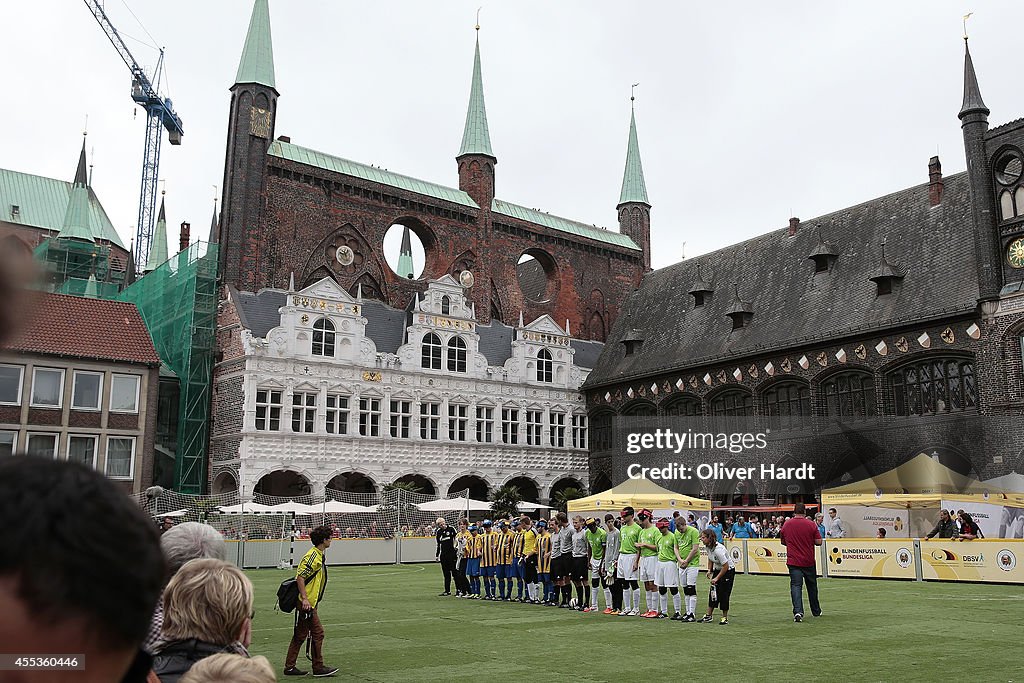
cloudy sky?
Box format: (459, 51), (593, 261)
(3, 1), (1023, 270)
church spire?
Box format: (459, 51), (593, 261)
(959, 38), (989, 120)
(144, 196), (169, 273)
(58, 139), (95, 243)
(208, 201), (219, 245)
(396, 226), (415, 279)
(235, 0), (276, 90)
(458, 30), (494, 158)
(618, 101), (649, 206)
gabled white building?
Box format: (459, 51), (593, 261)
(210, 276), (601, 503)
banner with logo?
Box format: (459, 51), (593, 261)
(744, 539), (810, 575)
(921, 540), (1024, 583)
(833, 505), (920, 538)
(823, 540), (916, 579)
(939, 500), (1003, 539)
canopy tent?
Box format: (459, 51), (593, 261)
(568, 478), (712, 513)
(319, 500), (378, 514)
(416, 497), (492, 512)
(155, 508), (190, 518)
(215, 502), (281, 514)
(518, 501), (552, 512)
(982, 471), (1024, 494)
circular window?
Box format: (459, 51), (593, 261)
(517, 249), (558, 304)
(383, 222), (426, 279)
(995, 153), (1023, 186)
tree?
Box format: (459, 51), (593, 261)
(489, 484), (522, 520)
(384, 480), (423, 493)
(552, 486), (584, 512)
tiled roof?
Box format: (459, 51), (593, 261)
(491, 199), (640, 250)
(2, 291), (160, 365)
(268, 140), (479, 209)
(584, 173), (979, 387)
(0, 168), (125, 248)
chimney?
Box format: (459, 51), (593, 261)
(278, 135), (291, 143)
(788, 217), (800, 236)
(179, 221), (191, 252)
(928, 156), (944, 206)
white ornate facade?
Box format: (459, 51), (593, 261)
(213, 275), (596, 502)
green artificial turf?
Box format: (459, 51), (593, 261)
(246, 565), (1023, 682)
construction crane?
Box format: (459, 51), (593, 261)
(84, 0), (184, 271)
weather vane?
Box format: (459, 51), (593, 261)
(476, 7), (481, 31)
(963, 12), (973, 40)
(631, 82), (640, 103)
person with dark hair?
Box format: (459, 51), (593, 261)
(957, 512), (980, 540)
(699, 528), (737, 625)
(616, 507), (642, 616)
(283, 525), (338, 678)
(780, 502), (822, 622)
(0, 457), (166, 683)
(602, 514), (621, 614)
(925, 509), (958, 539)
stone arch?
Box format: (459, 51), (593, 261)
(448, 473), (490, 500)
(326, 470), (378, 494)
(588, 311), (606, 342)
(254, 469), (312, 497)
(547, 476), (587, 506)
(390, 472), (438, 496)
(621, 399), (657, 416)
(350, 272), (384, 302)
(449, 249), (478, 279)
(302, 266), (335, 289)
(503, 474), (541, 503)
(212, 471), (237, 495)
(591, 471), (612, 493)
(302, 223), (388, 301)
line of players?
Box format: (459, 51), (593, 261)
(454, 506), (732, 623)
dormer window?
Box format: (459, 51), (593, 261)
(725, 287), (753, 330)
(693, 292), (706, 307)
(870, 244), (905, 297)
(312, 318), (335, 357)
(621, 329), (644, 356)
(537, 349), (553, 383)
(441, 295), (451, 315)
(808, 236), (839, 273)
(689, 263), (713, 308)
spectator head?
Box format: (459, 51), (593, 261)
(688, 514), (696, 523)
(162, 522), (228, 576)
(939, 510), (950, 521)
(672, 511), (680, 518)
(712, 515), (719, 523)
(162, 558), (253, 648)
(814, 513), (824, 523)
(310, 525), (333, 548)
(179, 653), (276, 683)
(161, 517), (175, 531)
(0, 457), (165, 683)
(828, 508), (837, 517)
(877, 528), (886, 538)
(793, 503), (806, 516)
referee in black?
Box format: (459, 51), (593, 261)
(435, 517), (458, 595)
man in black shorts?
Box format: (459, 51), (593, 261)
(569, 515), (591, 611)
(547, 517), (564, 605)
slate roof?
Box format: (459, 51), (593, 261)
(584, 172), (979, 388)
(2, 291), (159, 365)
(231, 287), (603, 369)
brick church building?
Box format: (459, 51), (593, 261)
(584, 40), (1024, 499)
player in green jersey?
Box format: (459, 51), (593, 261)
(675, 517), (702, 621)
(583, 518), (607, 612)
(635, 509), (662, 617)
(616, 507), (643, 616)
(653, 519), (680, 618)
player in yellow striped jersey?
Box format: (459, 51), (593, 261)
(479, 520), (497, 599)
(466, 524), (483, 598)
(455, 519), (474, 598)
(495, 521), (514, 600)
(510, 519), (526, 601)
(535, 519), (554, 604)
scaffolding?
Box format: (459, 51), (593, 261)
(117, 242), (218, 494)
(33, 237), (125, 298)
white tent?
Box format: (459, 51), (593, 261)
(416, 497), (492, 512)
(518, 502), (552, 512)
(982, 472), (1024, 493)
(156, 508), (190, 518)
(216, 502), (281, 514)
(320, 500), (377, 514)
(267, 501), (320, 515)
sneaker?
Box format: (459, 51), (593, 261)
(699, 615), (713, 623)
(719, 618), (729, 625)
(794, 613), (803, 623)
(608, 609), (620, 615)
(656, 612), (668, 619)
(628, 608), (641, 617)
(313, 665), (339, 677)
(683, 613), (697, 622)
(284, 667), (308, 677)
(602, 607), (614, 614)
(812, 612), (822, 617)
(670, 612), (682, 621)
(617, 609), (632, 616)
(438, 592), (451, 596)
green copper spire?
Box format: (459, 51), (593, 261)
(58, 141), (95, 243)
(145, 197), (169, 273)
(618, 105), (649, 205)
(235, 0), (275, 89)
(396, 226), (415, 278)
(458, 32), (493, 158)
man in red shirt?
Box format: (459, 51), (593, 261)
(779, 502), (822, 622)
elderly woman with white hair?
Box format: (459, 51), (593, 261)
(144, 522), (227, 654)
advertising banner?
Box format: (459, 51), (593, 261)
(921, 540), (1024, 583)
(744, 539), (810, 575)
(939, 500), (1003, 539)
(823, 540), (917, 579)
(833, 505), (915, 539)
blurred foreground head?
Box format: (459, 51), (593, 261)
(0, 238), (36, 343)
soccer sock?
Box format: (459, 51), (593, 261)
(584, 585), (591, 608)
(660, 592), (668, 614)
(688, 594), (697, 615)
(673, 593), (681, 614)
(633, 589), (641, 611)
(622, 584), (631, 611)
(516, 578), (523, 598)
(562, 585), (571, 604)
(576, 584), (585, 606)
(604, 587), (612, 609)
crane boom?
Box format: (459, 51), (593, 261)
(83, 0), (184, 271)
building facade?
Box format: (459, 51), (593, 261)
(212, 275), (599, 501)
(0, 292), (161, 493)
(583, 41), (1024, 499)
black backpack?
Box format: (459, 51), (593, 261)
(276, 578), (300, 613)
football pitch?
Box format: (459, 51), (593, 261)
(246, 565), (1023, 682)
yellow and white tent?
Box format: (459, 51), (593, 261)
(568, 478), (711, 514)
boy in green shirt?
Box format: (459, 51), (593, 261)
(674, 517), (702, 622)
(653, 519), (680, 618)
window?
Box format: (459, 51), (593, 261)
(664, 397), (702, 416)
(421, 333), (442, 370)
(0, 431), (17, 456)
(889, 357), (977, 416)
(526, 410), (543, 446)
(447, 336), (467, 373)
(26, 433), (57, 458)
(448, 403), (468, 441)
(106, 437), (135, 479)
(441, 295), (451, 315)
(312, 318), (336, 357)
(420, 402), (440, 440)
(571, 414), (588, 449)
(31, 368), (64, 408)
(71, 371), (103, 410)
(591, 412), (613, 451)
(109, 374), (140, 413)
(710, 390), (754, 417)
(476, 406), (494, 443)
(762, 382), (811, 431)
(359, 397), (381, 436)
(390, 399), (411, 438)
(822, 372), (876, 420)
(255, 388), (283, 431)
(67, 435), (98, 468)
(325, 394), (349, 434)
(0, 364), (23, 404)
(501, 407), (519, 445)
(537, 349), (553, 383)
(1000, 191), (1014, 221)
(693, 292), (705, 308)
(291, 391), (317, 433)
(549, 411), (566, 447)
